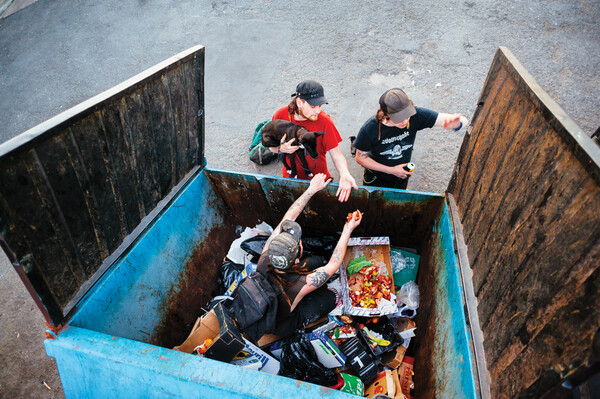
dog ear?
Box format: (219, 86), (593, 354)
(313, 131), (326, 137)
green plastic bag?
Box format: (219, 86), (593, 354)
(390, 247), (420, 292)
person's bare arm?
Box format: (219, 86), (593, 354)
(268, 134), (300, 154)
(355, 149), (412, 179)
(290, 211), (362, 310)
(328, 145), (358, 202)
(261, 173), (331, 254)
(434, 113), (469, 130)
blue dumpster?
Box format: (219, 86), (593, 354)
(2, 45), (597, 398)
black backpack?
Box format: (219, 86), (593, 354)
(232, 271), (281, 342)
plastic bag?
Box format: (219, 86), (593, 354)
(397, 281), (419, 310)
(226, 222), (273, 264)
(393, 281), (419, 318)
(279, 332), (338, 386)
(301, 236), (338, 258)
(216, 261), (244, 296)
(240, 235), (269, 263)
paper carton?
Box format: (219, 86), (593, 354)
(239, 338), (280, 374)
(340, 237), (397, 316)
(307, 330), (346, 368)
(173, 303), (245, 363)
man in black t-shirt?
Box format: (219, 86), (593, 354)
(354, 88), (469, 189)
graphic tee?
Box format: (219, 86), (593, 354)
(272, 106), (342, 180)
(354, 107), (438, 172)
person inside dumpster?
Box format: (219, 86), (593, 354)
(268, 80), (358, 202)
(354, 88), (470, 189)
(257, 173), (362, 338)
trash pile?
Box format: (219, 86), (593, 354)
(174, 223), (421, 398)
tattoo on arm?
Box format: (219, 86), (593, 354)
(357, 151), (369, 158)
(309, 270), (330, 288)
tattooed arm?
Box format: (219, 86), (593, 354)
(290, 211), (363, 311)
(262, 173), (331, 254)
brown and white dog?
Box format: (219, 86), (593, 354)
(261, 120), (325, 177)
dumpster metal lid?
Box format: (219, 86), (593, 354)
(447, 47), (600, 396)
(0, 45), (205, 326)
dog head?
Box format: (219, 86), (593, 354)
(296, 128), (325, 158)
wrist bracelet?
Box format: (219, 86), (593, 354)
(453, 121), (463, 131)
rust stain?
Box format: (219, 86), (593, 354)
(507, 311), (521, 323)
(151, 222), (237, 349)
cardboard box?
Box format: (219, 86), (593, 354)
(238, 338), (280, 374)
(340, 237), (397, 317)
(366, 370), (406, 399)
(173, 303), (245, 363)
(307, 330), (346, 368)
(397, 356), (415, 397)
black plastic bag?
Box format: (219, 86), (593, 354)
(279, 332), (338, 386)
(301, 236), (338, 258)
(216, 261), (244, 295)
(240, 235), (269, 263)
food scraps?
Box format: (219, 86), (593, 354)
(347, 259), (392, 309)
(346, 210), (363, 223)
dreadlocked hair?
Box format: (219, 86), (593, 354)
(266, 258), (313, 307)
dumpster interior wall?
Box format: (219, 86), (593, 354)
(69, 167), (478, 397)
(449, 47), (600, 398)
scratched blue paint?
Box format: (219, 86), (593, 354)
(428, 201), (478, 398)
(45, 326), (358, 399)
(69, 170), (227, 342)
(46, 169), (480, 398)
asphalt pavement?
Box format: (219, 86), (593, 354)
(0, 0), (599, 397)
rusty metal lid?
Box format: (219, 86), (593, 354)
(0, 45), (205, 326)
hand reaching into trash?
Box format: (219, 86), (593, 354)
(344, 210), (363, 232)
(292, 208), (363, 310)
(307, 173), (331, 194)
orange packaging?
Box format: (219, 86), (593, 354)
(397, 356), (415, 396)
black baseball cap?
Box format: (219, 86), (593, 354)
(292, 80), (328, 106)
(268, 220), (302, 270)
(379, 88), (416, 124)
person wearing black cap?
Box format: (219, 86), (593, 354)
(256, 173), (362, 337)
(269, 80), (358, 202)
(354, 88), (469, 189)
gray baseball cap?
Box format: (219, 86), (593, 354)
(268, 220), (302, 270)
(379, 88), (416, 124)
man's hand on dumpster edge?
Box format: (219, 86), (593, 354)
(307, 173), (331, 194)
(336, 173), (358, 203)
